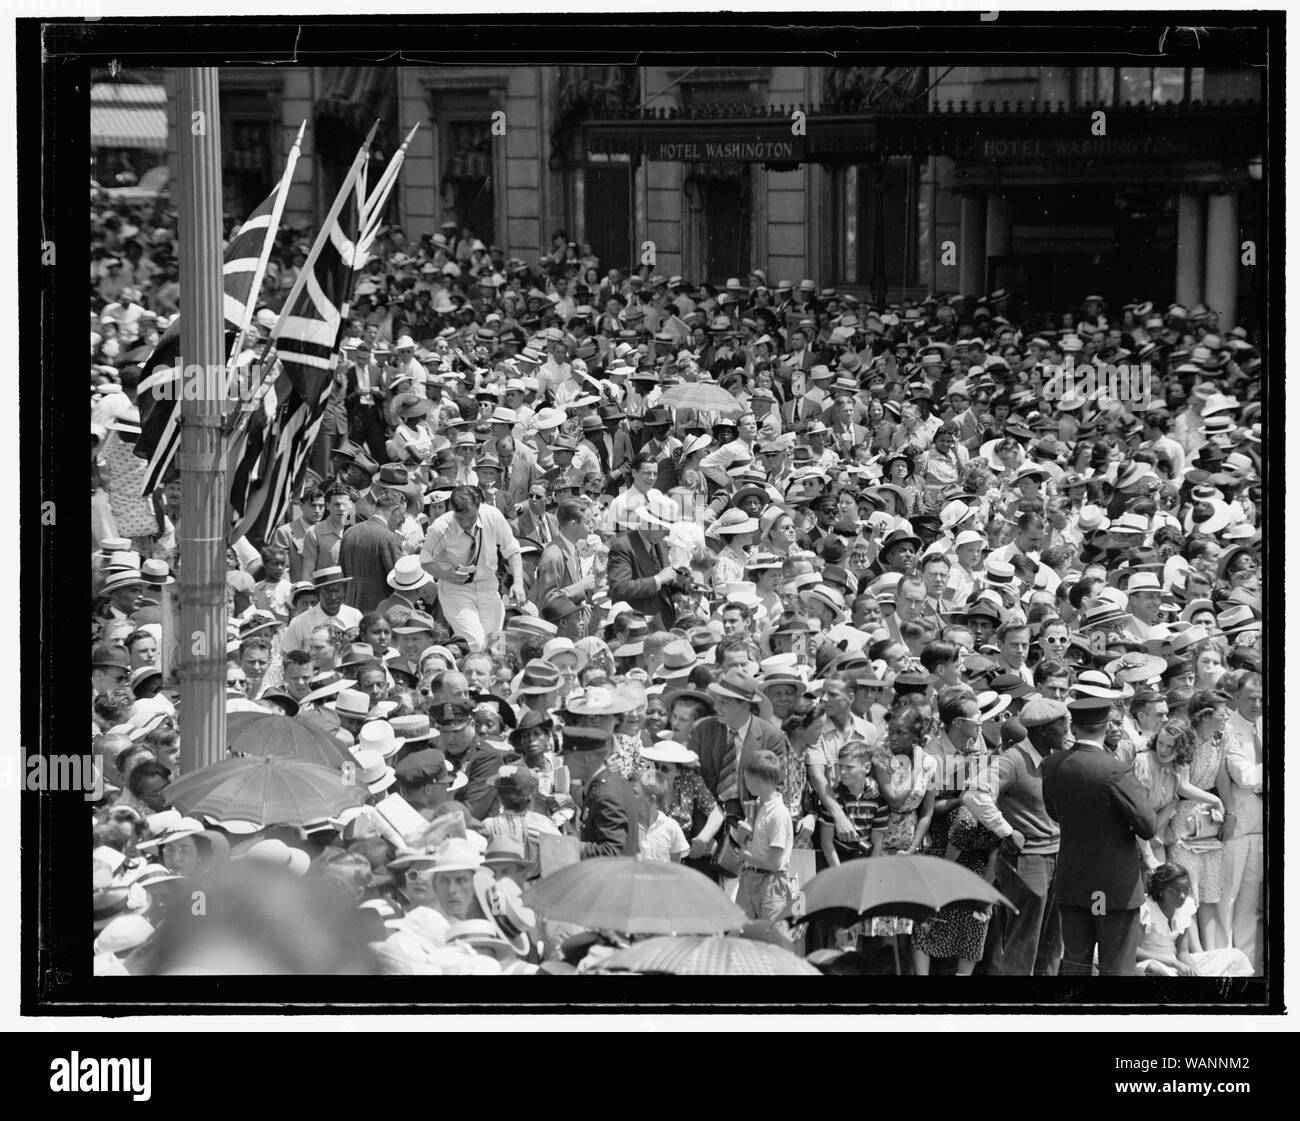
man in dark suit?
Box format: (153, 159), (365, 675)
(606, 496), (686, 629)
(560, 726), (639, 858)
(531, 497), (594, 613)
(342, 338), (390, 465)
(430, 699), (514, 822)
(512, 483), (561, 548)
(338, 486), (406, 614)
(1041, 695), (1159, 976)
(631, 407), (680, 492)
(592, 401), (637, 493)
(687, 669), (791, 859)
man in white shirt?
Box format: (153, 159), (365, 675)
(700, 413), (759, 489)
(538, 340), (573, 403)
(1220, 672), (1263, 972)
(986, 512), (1046, 568)
(280, 567), (364, 653)
(420, 485), (526, 651)
(603, 452), (668, 534)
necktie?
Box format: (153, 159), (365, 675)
(718, 728), (741, 803)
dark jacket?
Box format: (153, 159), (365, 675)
(580, 765), (640, 858)
(606, 530), (676, 629)
(338, 515), (405, 614)
(449, 739), (514, 821)
(1041, 742), (1158, 911)
(690, 714), (789, 821)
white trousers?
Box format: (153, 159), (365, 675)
(437, 580), (504, 652)
(1221, 832), (1264, 971)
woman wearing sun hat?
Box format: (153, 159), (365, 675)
(640, 740), (719, 877)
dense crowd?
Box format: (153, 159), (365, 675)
(89, 198), (1264, 977)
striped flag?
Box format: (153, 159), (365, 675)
(132, 186), (282, 495)
(229, 127), (376, 542)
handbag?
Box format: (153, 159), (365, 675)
(1189, 804), (1223, 841)
(714, 831), (744, 877)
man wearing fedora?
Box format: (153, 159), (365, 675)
(686, 669), (788, 875)
(280, 567), (363, 654)
(343, 336), (390, 465)
(376, 554), (435, 626)
(339, 486), (408, 614)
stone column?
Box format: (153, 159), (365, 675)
(958, 191), (986, 299)
(1204, 190), (1239, 330)
(1176, 192), (1206, 308)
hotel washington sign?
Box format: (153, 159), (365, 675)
(585, 105), (1259, 166)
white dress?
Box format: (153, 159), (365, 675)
(1136, 897), (1252, 977)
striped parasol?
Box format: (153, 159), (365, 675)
(591, 934), (820, 976)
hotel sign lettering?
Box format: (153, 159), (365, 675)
(975, 135), (1195, 160)
(651, 138), (803, 162)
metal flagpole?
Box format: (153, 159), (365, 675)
(176, 68), (228, 775)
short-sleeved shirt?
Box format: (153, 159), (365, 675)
(420, 505), (521, 588)
(806, 714), (877, 780)
(750, 792), (794, 872)
(640, 811), (690, 863)
(819, 781), (889, 861)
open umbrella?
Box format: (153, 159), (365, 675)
(164, 754), (365, 828)
(657, 380), (747, 418)
(591, 934), (820, 976)
(522, 857), (746, 936)
(784, 855), (1016, 925)
(226, 711), (348, 767)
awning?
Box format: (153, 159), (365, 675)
(92, 104), (167, 150)
(91, 83), (168, 150)
(584, 100), (1262, 168)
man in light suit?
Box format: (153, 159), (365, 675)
(530, 498), (594, 615)
(688, 669), (791, 861)
(1041, 695), (1158, 976)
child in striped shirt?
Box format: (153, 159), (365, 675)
(818, 740), (889, 867)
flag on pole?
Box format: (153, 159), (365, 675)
(229, 123), (379, 542)
(133, 172), (292, 496)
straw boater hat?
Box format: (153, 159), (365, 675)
(311, 565), (352, 589)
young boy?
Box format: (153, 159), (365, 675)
(253, 545), (294, 622)
(818, 740), (888, 868)
(635, 776), (689, 864)
(736, 749), (795, 922)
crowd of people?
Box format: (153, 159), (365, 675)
(89, 196), (1265, 977)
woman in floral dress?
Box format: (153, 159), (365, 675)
(1167, 692), (1231, 949)
(867, 707), (937, 942)
(911, 686), (997, 975)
